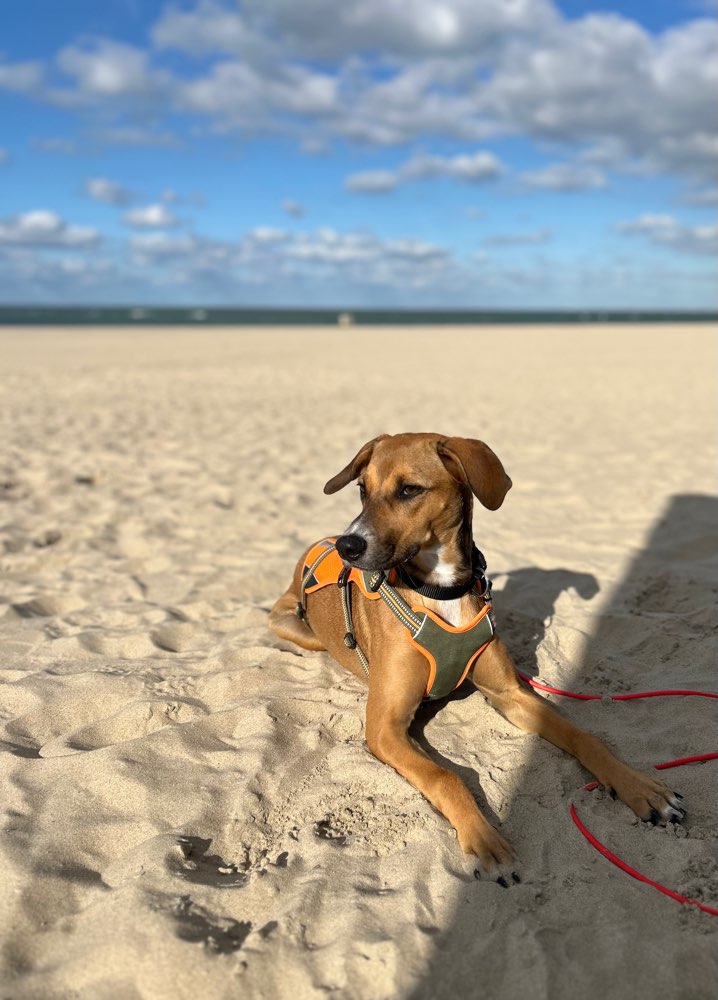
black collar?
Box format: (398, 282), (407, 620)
(394, 544), (489, 601)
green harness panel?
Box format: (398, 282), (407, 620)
(298, 540), (496, 701)
(412, 610), (495, 700)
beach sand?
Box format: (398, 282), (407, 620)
(0, 323), (716, 999)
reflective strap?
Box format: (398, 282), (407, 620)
(298, 543), (338, 615)
(340, 581), (369, 677)
(298, 542), (370, 677)
(377, 580), (424, 634)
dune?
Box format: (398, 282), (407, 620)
(0, 323), (715, 999)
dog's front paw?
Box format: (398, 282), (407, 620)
(610, 768), (686, 825)
(458, 818), (519, 886)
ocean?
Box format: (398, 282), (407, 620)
(0, 307), (715, 325)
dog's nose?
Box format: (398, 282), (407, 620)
(336, 534), (367, 563)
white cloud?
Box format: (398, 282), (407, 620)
(403, 151), (503, 181)
(520, 163), (607, 191)
(177, 58), (338, 123)
(53, 40), (171, 107)
(152, 0), (555, 61)
(2, 220), (714, 308)
(129, 233), (199, 258)
(276, 229), (452, 291)
(152, 0), (260, 56)
(246, 226), (288, 245)
(333, 12), (718, 177)
(0, 59), (43, 94)
(237, 0), (556, 60)
(300, 136), (329, 155)
(126, 224), (455, 289)
(345, 170), (399, 193)
(282, 199), (305, 217)
(32, 137), (80, 155)
(484, 228), (551, 246)
(618, 214), (718, 255)
(681, 188), (718, 207)
(92, 126), (183, 148)
(85, 177), (132, 205)
(123, 204), (180, 228)
(478, 14), (718, 180)
(0, 210), (99, 248)
(3, 3), (715, 186)
(346, 150), (503, 192)
(0, 246), (123, 299)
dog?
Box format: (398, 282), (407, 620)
(269, 433), (685, 880)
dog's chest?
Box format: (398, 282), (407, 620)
(430, 598), (463, 626)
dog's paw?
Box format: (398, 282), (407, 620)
(458, 819), (519, 885)
(474, 865), (522, 889)
(611, 768), (686, 825)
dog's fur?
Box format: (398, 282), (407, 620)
(270, 433), (685, 877)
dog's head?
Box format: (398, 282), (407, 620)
(324, 432), (511, 571)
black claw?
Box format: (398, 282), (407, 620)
(497, 875), (509, 888)
(675, 792), (684, 800)
(647, 808), (661, 825)
(512, 872), (521, 883)
(669, 809), (687, 824)
(609, 789), (617, 801)
(473, 868), (481, 880)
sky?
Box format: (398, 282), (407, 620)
(0, 0), (716, 309)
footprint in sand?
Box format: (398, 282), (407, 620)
(78, 631), (158, 659)
(38, 698), (208, 756)
(150, 622), (214, 652)
(12, 593), (86, 617)
(168, 836), (249, 888)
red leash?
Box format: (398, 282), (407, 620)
(518, 671), (718, 915)
(518, 671), (718, 702)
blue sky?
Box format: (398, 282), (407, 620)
(0, 1), (715, 308)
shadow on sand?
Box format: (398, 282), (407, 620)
(408, 494), (718, 1000)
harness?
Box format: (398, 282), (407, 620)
(296, 538), (495, 701)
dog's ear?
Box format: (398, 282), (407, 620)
(437, 437), (512, 510)
(323, 435), (388, 495)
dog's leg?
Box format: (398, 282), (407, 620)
(471, 639), (685, 824)
(365, 662), (516, 877)
(269, 588), (326, 651)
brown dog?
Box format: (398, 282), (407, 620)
(269, 433), (685, 879)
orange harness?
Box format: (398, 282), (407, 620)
(297, 538), (496, 701)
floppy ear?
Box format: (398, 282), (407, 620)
(323, 435), (388, 495)
(437, 437), (512, 510)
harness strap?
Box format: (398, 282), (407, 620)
(297, 542), (372, 677)
(376, 578), (423, 635)
(339, 569), (427, 678)
(297, 543), (337, 620)
(297, 541), (494, 697)
(339, 573), (370, 676)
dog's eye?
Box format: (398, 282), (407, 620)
(398, 484), (424, 499)
(358, 482), (367, 500)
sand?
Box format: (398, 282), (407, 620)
(0, 323), (716, 1000)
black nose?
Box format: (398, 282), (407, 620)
(336, 534), (367, 563)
